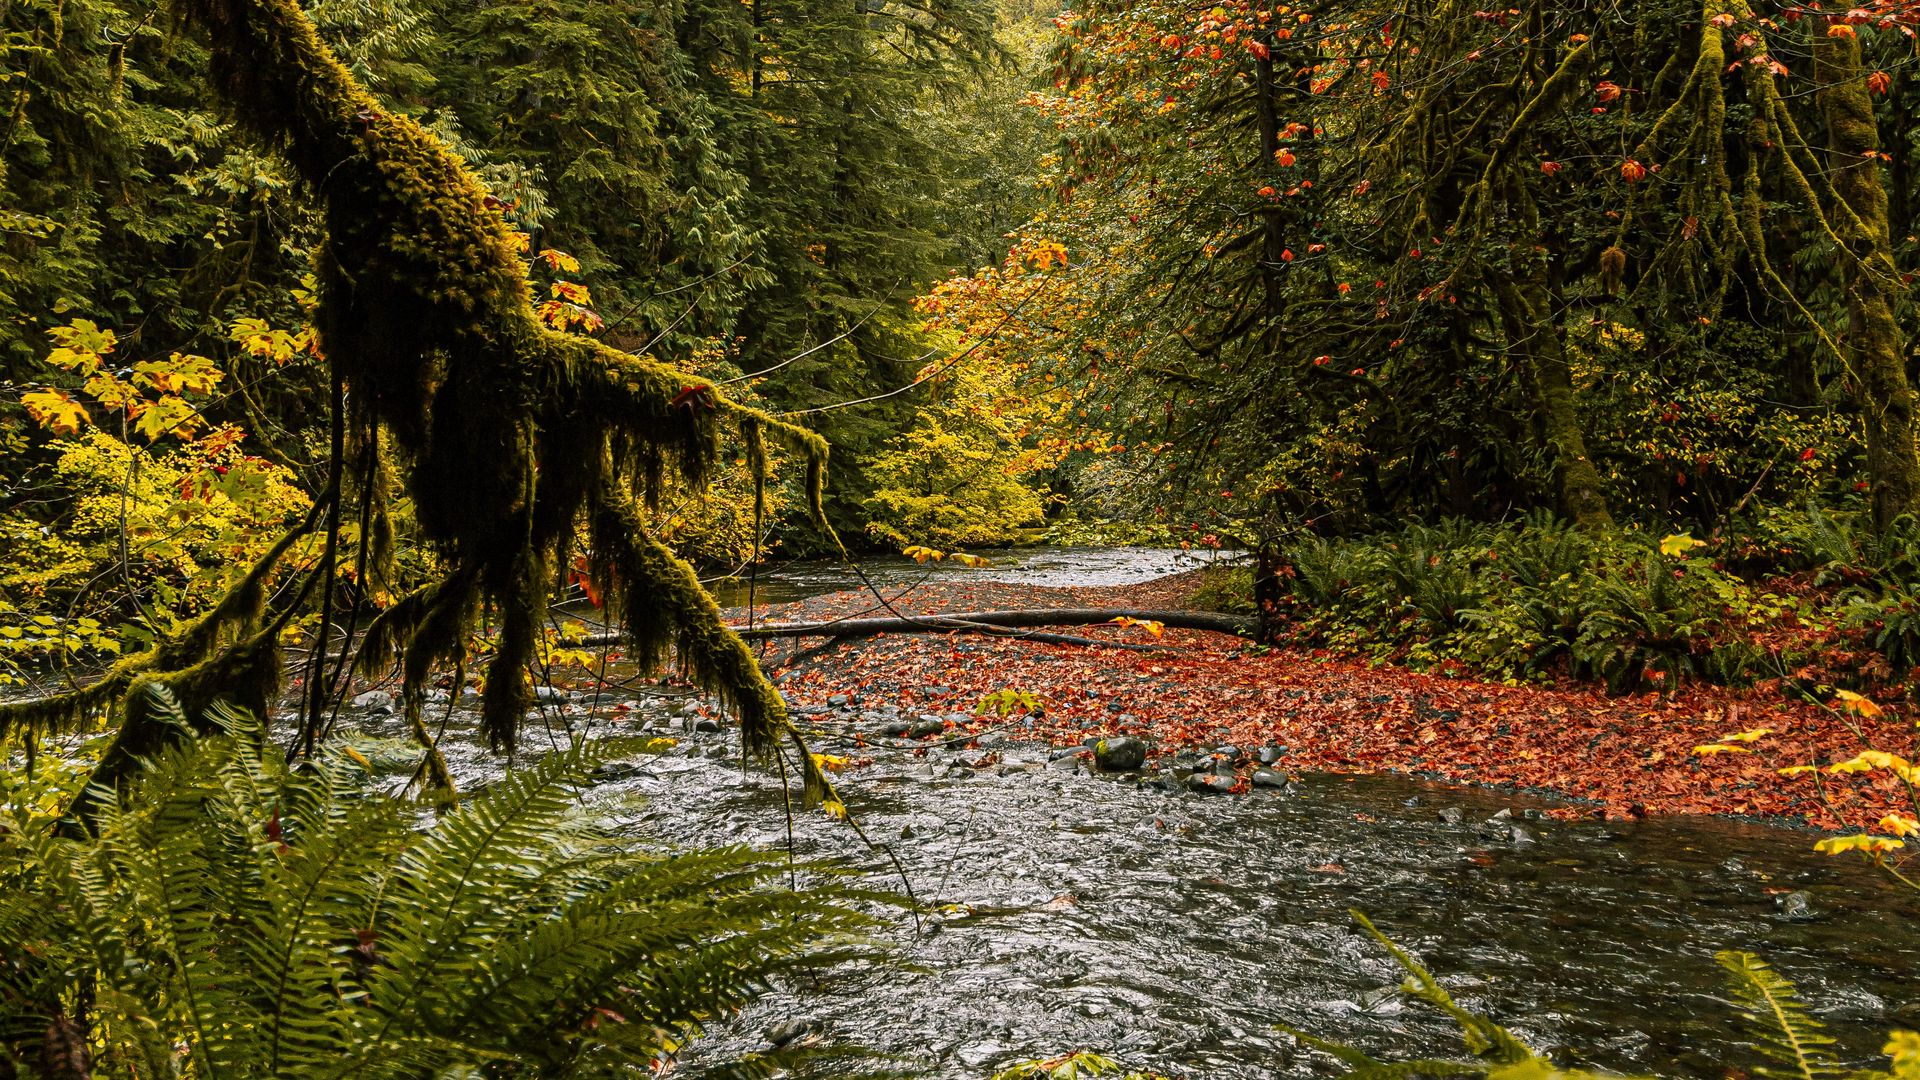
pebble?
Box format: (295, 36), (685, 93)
(694, 717), (724, 733)
(1437, 807), (1467, 825)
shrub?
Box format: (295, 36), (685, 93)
(0, 691), (881, 1077)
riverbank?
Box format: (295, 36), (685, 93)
(729, 570), (1913, 829)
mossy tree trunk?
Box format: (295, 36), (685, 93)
(1813, 32), (1920, 529)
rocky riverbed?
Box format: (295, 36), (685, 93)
(337, 681), (1920, 1080)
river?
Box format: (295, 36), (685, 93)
(355, 547), (1918, 1078)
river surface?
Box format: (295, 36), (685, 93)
(704, 545), (1232, 607)
(354, 547), (1917, 1079)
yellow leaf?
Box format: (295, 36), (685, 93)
(1692, 743), (1750, 756)
(1828, 750), (1911, 775)
(951, 553), (990, 568)
(1814, 833), (1904, 855)
(1718, 727), (1773, 744)
(21, 390), (90, 435)
(1777, 765), (1821, 777)
(1878, 814), (1920, 838)
(1659, 533), (1705, 557)
(810, 752), (850, 773)
(343, 745), (372, 770)
(1834, 689), (1885, 717)
(1886, 1030), (1920, 1074)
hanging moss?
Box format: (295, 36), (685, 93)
(9, 0), (844, 810)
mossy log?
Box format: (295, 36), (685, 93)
(2, 0), (844, 813)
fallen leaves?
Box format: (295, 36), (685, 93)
(729, 575), (1914, 830)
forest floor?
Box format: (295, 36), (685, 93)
(733, 570), (1914, 830)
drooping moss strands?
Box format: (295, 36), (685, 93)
(587, 475), (840, 810)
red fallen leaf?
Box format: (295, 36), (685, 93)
(1464, 852), (1496, 867)
(1309, 862), (1347, 874)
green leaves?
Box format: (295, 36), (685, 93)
(0, 718), (881, 1078)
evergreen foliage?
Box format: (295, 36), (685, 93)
(0, 689), (884, 1077)
(1289, 915), (1920, 1080)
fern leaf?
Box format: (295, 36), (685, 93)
(1716, 951), (1845, 1080)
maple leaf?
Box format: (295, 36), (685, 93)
(1658, 532), (1704, 556)
(1814, 833), (1902, 855)
(1869, 69), (1894, 94)
(21, 390), (91, 434)
(1833, 688), (1884, 717)
(1878, 814), (1920, 837)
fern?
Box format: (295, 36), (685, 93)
(1716, 951), (1847, 1080)
(0, 712), (885, 1077)
(1281, 912), (1648, 1080)
(1286, 921), (1919, 1080)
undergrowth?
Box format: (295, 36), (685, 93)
(1193, 506), (1920, 695)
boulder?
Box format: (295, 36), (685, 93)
(1093, 736), (1147, 772)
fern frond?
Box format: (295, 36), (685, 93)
(1716, 951), (1846, 1080)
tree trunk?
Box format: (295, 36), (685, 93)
(1493, 274), (1615, 528)
(1814, 33), (1920, 528)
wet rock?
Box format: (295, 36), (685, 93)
(1355, 985), (1405, 1015)
(533, 685), (570, 703)
(1215, 744), (1242, 760)
(1777, 890), (1817, 922)
(1255, 745), (1285, 765)
(1050, 746), (1090, 761)
(908, 716), (946, 738)
(878, 719), (913, 736)
(1251, 768), (1291, 790)
(1093, 736), (1147, 772)
(351, 689), (394, 714)
(828, 693), (851, 706)
(693, 717), (724, 733)
(1489, 808), (1515, 822)
(1186, 773), (1236, 795)
(1213, 757), (1238, 777)
(764, 1018), (819, 1048)
(591, 761), (647, 782)
(1437, 807), (1467, 826)
(1509, 826), (1536, 845)
(704, 744), (731, 760)
(1143, 770), (1183, 792)
(977, 731), (1008, 749)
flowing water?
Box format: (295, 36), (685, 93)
(703, 545), (1232, 607)
(351, 547), (1917, 1079)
